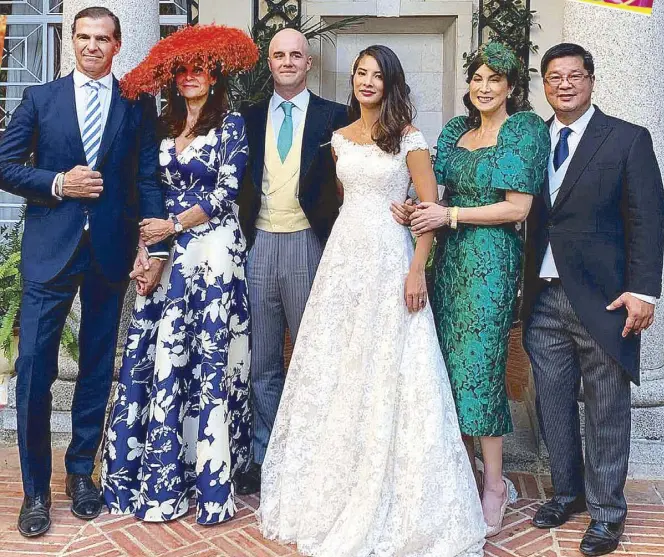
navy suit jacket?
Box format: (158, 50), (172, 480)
(238, 92), (349, 248)
(523, 107), (664, 383)
(0, 72), (167, 284)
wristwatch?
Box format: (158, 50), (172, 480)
(170, 215), (183, 234)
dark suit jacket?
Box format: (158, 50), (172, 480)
(523, 107), (664, 383)
(0, 72), (167, 284)
(238, 91), (349, 248)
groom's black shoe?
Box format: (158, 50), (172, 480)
(234, 463), (261, 495)
(580, 520), (624, 556)
(18, 492), (51, 538)
(532, 496), (586, 529)
(66, 474), (102, 520)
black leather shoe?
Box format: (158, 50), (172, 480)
(580, 520), (624, 556)
(532, 496), (586, 529)
(65, 474), (102, 520)
(234, 463), (261, 495)
(18, 492), (51, 538)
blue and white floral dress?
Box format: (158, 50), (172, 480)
(101, 112), (251, 525)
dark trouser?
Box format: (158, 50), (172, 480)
(16, 234), (128, 498)
(524, 282), (631, 523)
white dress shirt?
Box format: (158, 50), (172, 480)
(540, 105), (656, 304)
(270, 88), (310, 143)
(73, 69), (114, 142)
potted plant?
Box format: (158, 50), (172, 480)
(0, 214), (79, 407)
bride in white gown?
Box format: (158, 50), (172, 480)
(259, 45), (487, 557)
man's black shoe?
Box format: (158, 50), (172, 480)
(65, 474), (102, 520)
(234, 463), (261, 495)
(532, 496), (586, 529)
(580, 520), (624, 556)
(17, 492), (51, 538)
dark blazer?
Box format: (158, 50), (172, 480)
(523, 107), (664, 383)
(0, 72), (167, 284)
(238, 91), (349, 248)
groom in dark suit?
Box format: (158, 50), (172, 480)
(523, 43), (664, 556)
(235, 28), (348, 494)
(0, 7), (167, 537)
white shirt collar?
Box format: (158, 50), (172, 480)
(270, 88), (310, 114)
(551, 104), (595, 140)
(73, 68), (113, 90)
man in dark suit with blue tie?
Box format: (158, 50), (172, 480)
(523, 44), (664, 556)
(0, 7), (167, 537)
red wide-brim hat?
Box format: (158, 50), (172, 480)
(120, 24), (259, 100)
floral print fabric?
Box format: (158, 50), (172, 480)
(100, 113), (251, 525)
(432, 112), (550, 436)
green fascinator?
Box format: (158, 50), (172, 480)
(479, 41), (521, 75)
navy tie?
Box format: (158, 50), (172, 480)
(553, 127), (573, 171)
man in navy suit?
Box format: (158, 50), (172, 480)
(0, 7), (167, 537)
(523, 43), (664, 556)
(235, 29), (348, 494)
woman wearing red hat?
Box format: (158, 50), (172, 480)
(99, 25), (259, 525)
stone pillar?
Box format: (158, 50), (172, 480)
(563, 1), (664, 476)
(61, 0), (160, 78)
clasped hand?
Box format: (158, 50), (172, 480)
(130, 247), (166, 297)
(390, 199), (447, 235)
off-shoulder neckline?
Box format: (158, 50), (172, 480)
(333, 129), (424, 149)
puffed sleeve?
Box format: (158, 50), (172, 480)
(198, 112), (249, 219)
(491, 111), (550, 195)
(433, 116), (469, 185)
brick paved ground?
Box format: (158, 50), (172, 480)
(0, 447), (662, 557)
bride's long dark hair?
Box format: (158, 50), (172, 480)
(349, 45), (415, 155)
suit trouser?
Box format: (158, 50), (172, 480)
(524, 282), (631, 523)
(247, 228), (323, 464)
(16, 233), (128, 497)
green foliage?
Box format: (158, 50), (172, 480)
(227, 15), (363, 109)
(464, 0), (541, 92)
(0, 218), (23, 363)
(0, 214), (79, 365)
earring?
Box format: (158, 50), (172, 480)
(176, 90), (181, 97)
(508, 90), (514, 99)
(210, 88), (215, 96)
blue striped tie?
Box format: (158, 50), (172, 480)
(82, 81), (103, 169)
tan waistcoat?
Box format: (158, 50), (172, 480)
(255, 109), (310, 233)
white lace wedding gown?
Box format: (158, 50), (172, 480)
(259, 131), (487, 557)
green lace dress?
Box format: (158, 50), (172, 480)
(432, 111), (550, 437)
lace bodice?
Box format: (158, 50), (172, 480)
(331, 130), (429, 205)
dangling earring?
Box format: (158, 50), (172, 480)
(210, 87), (215, 96)
(508, 90), (514, 99)
(176, 89), (181, 97)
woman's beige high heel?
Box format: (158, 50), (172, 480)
(485, 478), (509, 538)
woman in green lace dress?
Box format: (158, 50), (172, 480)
(392, 43), (549, 536)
